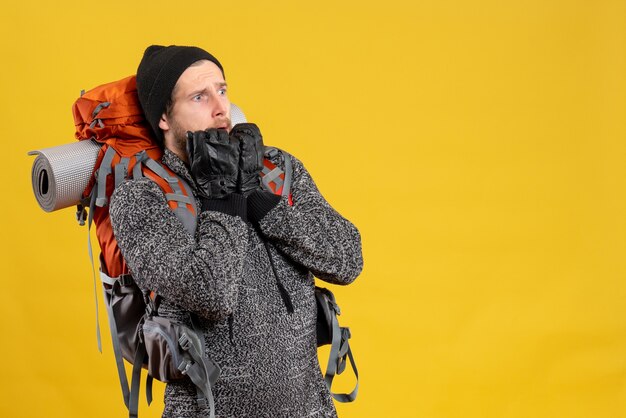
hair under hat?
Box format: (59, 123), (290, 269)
(136, 45), (224, 145)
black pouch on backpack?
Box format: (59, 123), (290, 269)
(102, 268), (220, 417)
(101, 268), (146, 364)
(315, 286), (336, 347)
(141, 315), (220, 385)
(131, 313), (220, 418)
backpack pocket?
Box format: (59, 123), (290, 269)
(315, 287), (336, 347)
(142, 316), (201, 382)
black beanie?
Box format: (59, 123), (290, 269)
(136, 45), (225, 145)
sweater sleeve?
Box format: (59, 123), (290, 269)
(109, 179), (247, 321)
(255, 154), (363, 285)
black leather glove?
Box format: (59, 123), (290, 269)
(230, 123), (265, 196)
(230, 123), (283, 225)
(187, 129), (247, 219)
(186, 129), (240, 199)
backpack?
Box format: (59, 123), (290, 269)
(72, 75), (357, 417)
(73, 75), (220, 418)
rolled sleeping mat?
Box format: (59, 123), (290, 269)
(230, 102), (247, 128)
(29, 139), (101, 212)
(29, 103), (248, 212)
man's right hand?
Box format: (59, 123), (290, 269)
(186, 129), (240, 199)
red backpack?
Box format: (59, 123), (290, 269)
(73, 75), (198, 280)
(72, 75), (294, 418)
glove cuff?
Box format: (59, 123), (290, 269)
(201, 194), (247, 222)
(247, 190), (282, 225)
(239, 173), (262, 196)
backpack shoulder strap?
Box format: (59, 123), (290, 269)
(134, 153), (198, 236)
(262, 146), (293, 206)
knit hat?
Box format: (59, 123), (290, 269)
(136, 45), (225, 144)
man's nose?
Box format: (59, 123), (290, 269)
(212, 97), (227, 118)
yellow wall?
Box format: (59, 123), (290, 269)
(2, 1), (626, 417)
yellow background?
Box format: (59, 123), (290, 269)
(2, 1), (625, 417)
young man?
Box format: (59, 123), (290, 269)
(109, 45), (363, 417)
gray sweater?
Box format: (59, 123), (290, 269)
(109, 148), (363, 417)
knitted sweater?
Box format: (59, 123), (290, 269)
(109, 148), (363, 418)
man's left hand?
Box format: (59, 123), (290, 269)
(231, 123), (264, 196)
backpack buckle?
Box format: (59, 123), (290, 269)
(118, 274), (134, 287)
(178, 359), (192, 375)
(179, 333), (191, 351)
(265, 147), (278, 159)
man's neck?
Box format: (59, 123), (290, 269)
(166, 146), (189, 165)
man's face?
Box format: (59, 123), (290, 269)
(159, 60), (231, 160)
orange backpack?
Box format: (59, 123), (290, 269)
(73, 75), (209, 417)
(72, 75), (294, 418)
(73, 75), (197, 280)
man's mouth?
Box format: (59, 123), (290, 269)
(215, 119), (231, 131)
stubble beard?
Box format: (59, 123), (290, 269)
(169, 117), (190, 160)
(169, 116), (233, 160)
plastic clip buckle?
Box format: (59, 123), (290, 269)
(178, 360), (192, 375)
(179, 333), (191, 351)
(119, 274), (133, 287)
(265, 148), (278, 158)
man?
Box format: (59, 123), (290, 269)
(109, 45), (363, 417)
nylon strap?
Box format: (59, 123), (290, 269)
(145, 374), (153, 405)
(96, 146), (116, 207)
(86, 189), (102, 353)
(143, 156), (197, 234)
(181, 360), (215, 418)
(89, 119), (105, 129)
(129, 340), (146, 418)
(177, 176), (196, 204)
(101, 271), (131, 408)
(261, 167), (284, 191)
(143, 157), (194, 207)
(323, 306), (359, 402)
(99, 270), (116, 286)
(165, 193), (194, 205)
(260, 148), (293, 199)
(132, 151), (149, 180)
(115, 157), (130, 188)
(281, 150), (293, 198)
(330, 342), (359, 402)
(92, 101), (111, 117)
(178, 334), (216, 418)
(143, 158), (181, 187)
(189, 315), (219, 386)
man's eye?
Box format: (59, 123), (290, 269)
(193, 94), (202, 101)
(218, 88), (227, 96)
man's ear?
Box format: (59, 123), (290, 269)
(158, 113), (170, 132)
